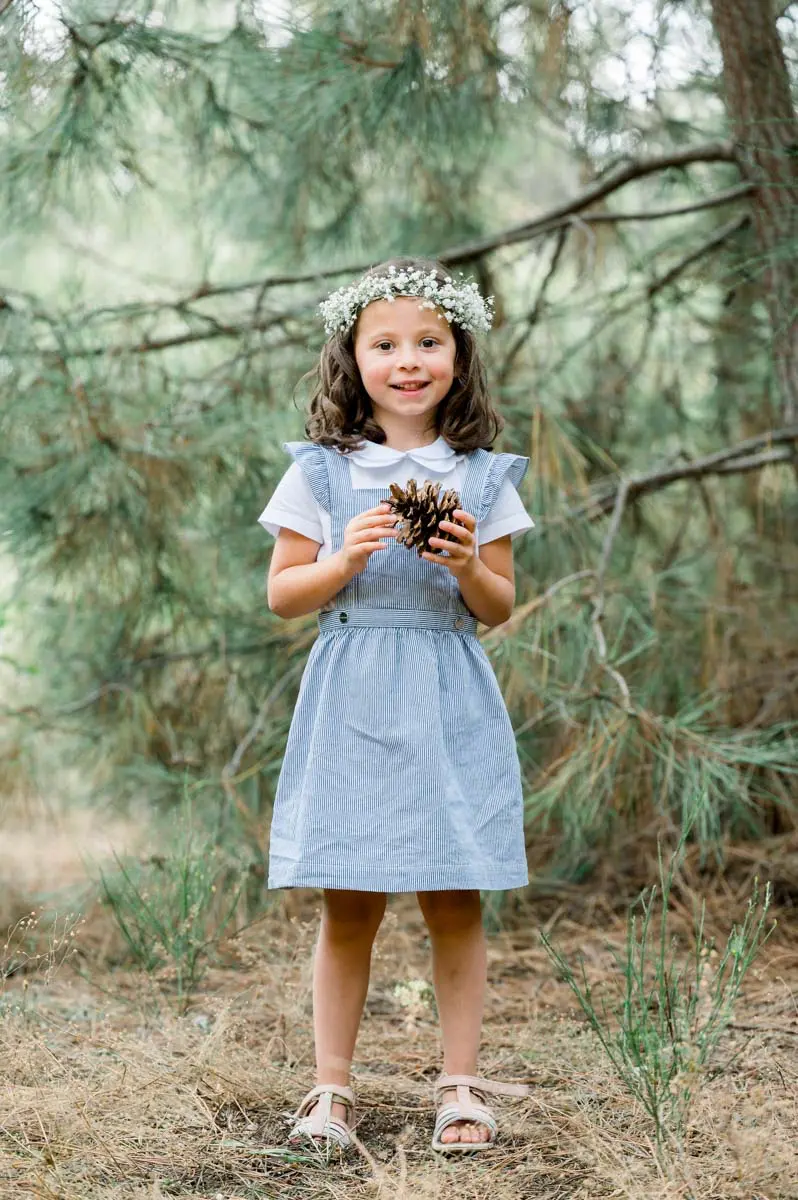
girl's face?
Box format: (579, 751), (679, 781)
(353, 296), (457, 433)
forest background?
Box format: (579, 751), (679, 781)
(0, 2), (797, 1198)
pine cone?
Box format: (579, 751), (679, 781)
(387, 478), (461, 557)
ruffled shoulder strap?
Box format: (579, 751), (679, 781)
(283, 441), (331, 512)
(470, 449), (530, 520)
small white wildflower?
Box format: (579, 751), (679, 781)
(393, 978), (434, 1010)
(319, 267), (494, 337)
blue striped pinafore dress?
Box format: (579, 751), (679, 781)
(268, 442), (530, 892)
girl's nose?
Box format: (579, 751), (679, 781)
(397, 348), (420, 369)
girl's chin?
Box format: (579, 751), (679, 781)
(384, 391), (437, 404)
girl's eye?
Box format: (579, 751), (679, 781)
(421, 338), (439, 348)
(376, 341), (393, 351)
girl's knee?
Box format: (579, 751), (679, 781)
(321, 889), (386, 942)
(417, 889), (482, 935)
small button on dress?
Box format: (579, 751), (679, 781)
(266, 441), (531, 893)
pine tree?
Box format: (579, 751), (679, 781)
(0, 1), (796, 879)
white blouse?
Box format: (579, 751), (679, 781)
(258, 436), (534, 561)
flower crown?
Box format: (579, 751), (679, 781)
(319, 265), (494, 338)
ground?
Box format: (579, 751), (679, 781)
(1, 881), (797, 1200)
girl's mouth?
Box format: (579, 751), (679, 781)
(391, 382), (430, 395)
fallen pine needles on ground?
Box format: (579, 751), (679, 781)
(1, 885), (796, 1200)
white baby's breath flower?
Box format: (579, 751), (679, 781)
(319, 267), (494, 338)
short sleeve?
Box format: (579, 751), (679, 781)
(257, 462), (324, 543)
(283, 440), (331, 511)
(478, 476), (535, 545)
(477, 452), (529, 521)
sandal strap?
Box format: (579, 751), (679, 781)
(434, 1073), (529, 1105)
(291, 1113), (352, 1147)
(291, 1083), (355, 1137)
(294, 1083), (355, 1116)
(434, 1101), (497, 1141)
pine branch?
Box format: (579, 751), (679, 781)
(0, 638), (299, 726)
(481, 570), (596, 645)
(560, 426), (798, 527)
(497, 225), (569, 387)
(76, 170), (753, 315)
(336, 33), (401, 70)
(531, 210), (752, 392)
(588, 478), (633, 709)
(16, 166), (754, 361)
(441, 142), (741, 264)
(647, 213), (750, 298)
(500, 207), (750, 390)
(24, 309), (303, 360)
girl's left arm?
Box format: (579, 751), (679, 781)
(422, 510), (515, 628)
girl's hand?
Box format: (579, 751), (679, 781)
(421, 510), (478, 579)
(338, 503), (399, 576)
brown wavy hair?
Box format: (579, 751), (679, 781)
(303, 257), (504, 453)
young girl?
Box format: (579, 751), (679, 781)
(257, 257), (533, 1154)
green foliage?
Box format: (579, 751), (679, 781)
(98, 802), (246, 1006)
(522, 696), (795, 870)
(541, 828), (774, 1155)
(0, 1), (796, 879)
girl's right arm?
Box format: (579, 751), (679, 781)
(267, 503), (398, 620)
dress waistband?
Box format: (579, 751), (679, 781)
(318, 608), (478, 635)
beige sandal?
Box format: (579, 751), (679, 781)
(287, 1083), (356, 1150)
(432, 1073), (529, 1154)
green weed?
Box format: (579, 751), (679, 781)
(542, 835), (773, 1157)
(98, 807), (245, 1007)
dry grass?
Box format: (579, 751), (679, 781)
(1, 795), (797, 1198)
(1, 870), (797, 1199)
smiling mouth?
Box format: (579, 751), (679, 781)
(391, 382), (430, 392)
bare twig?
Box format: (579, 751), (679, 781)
(222, 663), (305, 785)
(119, 180), (762, 313)
(336, 33), (401, 70)
(713, 448), (794, 473)
(596, 478), (630, 593)
(729, 1022), (798, 1036)
(534, 210), (751, 391)
(481, 570), (596, 644)
(576, 181), (754, 226)
(39, 182), (752, 362)
(442, 142), (740, 264)
(96, 180), (756, 317)
(498, 226), (569, 388)
(589, 479), (633, 710)
(648, 213), (750, 298)
(561, 426), (798, 527)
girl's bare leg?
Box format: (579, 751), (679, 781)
(417, 889), (490, 1145)
(310, 888), (386, 1126)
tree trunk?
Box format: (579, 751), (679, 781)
(709, 0), (798, 421)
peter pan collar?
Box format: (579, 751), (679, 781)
(344, 436), (463, 474)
